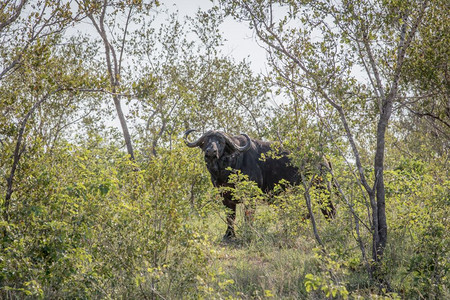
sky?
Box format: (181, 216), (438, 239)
(162, 0), (268, 73)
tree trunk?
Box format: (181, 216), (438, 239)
(113, 95), (134, 159)
(371, 98), (393, 287)
(87, 5), (135, 160)
(4, 89), (61, 219)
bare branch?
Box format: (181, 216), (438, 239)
(119, 6), (134, 73)
(360, 22), (386, 105)
(0, 0), (27, 32)
(405, 106), (450, 129)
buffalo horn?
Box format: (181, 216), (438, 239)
(184, 129), (205, 147)
(223, 133), (251, 152)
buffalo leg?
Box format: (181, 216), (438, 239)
(222, 197), (237, 240)
(244, 201), (256, 224)
(317, 187), (336, 219)
(314, 175), (337, 219)
(320, 198), (336, 219)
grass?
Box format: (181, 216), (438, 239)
(191, 195), (449, 300)
(201, 204), (323, 299)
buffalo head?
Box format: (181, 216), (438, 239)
(184, 129), (251, 160)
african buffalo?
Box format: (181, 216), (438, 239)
(184, 129), (336, 239)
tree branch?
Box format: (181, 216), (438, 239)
(4, 88), (62, 220)
(0, 0), (27, 32)
(300, 172), (325, 248)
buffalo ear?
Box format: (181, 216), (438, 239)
(223, 145), (234, 156)
(223, 138), (238, 154)
(225, 133), (252, 153)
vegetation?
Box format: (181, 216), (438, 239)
(1, 0), (448, 299)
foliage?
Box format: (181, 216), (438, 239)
(127, 9), (269, 157)
(0, 0), (448, 299)
(304, 250), (349, 299)
(0, 138), (218, 298)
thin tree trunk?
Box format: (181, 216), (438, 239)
(87, 3), (135, 159)
(373, 99), (393, 261)
(113, 95), (134, 159)
(300, 173), (324, 248)
(4, 89), (61, 220)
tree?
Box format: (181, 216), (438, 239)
(128, 8), (269, 157)
(78, 0), (160, 159)
(0, 0), (89, 219)
(0, 0), (81, 80)
(219, 0), (434, 285)
(396, 0), (449, 160)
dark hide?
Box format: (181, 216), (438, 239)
(185, 130), (336, 239)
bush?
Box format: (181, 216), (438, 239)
(0, 139), (219, 299)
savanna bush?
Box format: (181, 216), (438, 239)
(0, 137), (221, 299)
(383, 158), (449, 299)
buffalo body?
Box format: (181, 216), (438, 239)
(184, 129), (335, 239)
